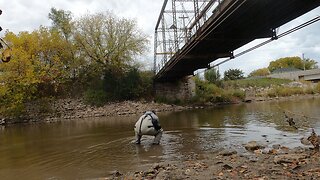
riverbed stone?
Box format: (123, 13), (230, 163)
(273, 153), (309, 164)
(272, 144), (281, 149)
(244, 141), (265, 151)
(219, 150), (237, 156)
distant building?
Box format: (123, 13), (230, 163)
(272, 67), (302, 74)
(268, 68), (320, 82)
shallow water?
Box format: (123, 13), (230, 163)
(0, 98), (320, 179)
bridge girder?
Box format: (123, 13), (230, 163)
(154, 0), (320, 82)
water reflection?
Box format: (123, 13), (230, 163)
(0, 98), (320, 179)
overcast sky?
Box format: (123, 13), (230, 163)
(1, 0), (319, 75)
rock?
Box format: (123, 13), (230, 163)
(153, 164), (164, 171)
(109, 170), (122, 177)
(155, 170), (169, 180)
(248, 156), (259, 162)
(268, 149), (278, 155)
(219, 150), (237, 156)
(273, 153), (309, 164)
(272, 144), (281, 149)
(292, 146), (305, 153)
(222, 164), (233, 170)
(254, 149), (263, 154)
(244, 141), (265, 151)
(0, 118), (6, 125)
(300, 137), (312, 146)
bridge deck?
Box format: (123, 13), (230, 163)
(155, 0), (320, 82)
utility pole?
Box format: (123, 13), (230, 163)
(302, 53), (305, 71)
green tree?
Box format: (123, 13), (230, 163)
(268, 56), (318, 72)
(49, 8), (73, 41)
(248, 68), (270, 77)
(102, 67), (153, 101)
(74, 12), (149, 75)
(224, 68), (244, 81)
(204, 68), (221, 86)
(303, 58), (318, 70)
(48, 8), (83, 80)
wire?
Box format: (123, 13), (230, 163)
(201, 15), (320, 73)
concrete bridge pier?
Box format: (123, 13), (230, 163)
(154, 75), (196, 102)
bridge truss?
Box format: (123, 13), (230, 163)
(154, 0), (223, 74)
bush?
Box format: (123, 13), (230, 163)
(232, 90), (246, 100)
(304, 86), (316, 95)
(194, 77), (244, 103)
(204, 68), (222, 86)
(103, 68), (154, 101)
(83, 89), (108, 107)
(266, 86), (304, 97)
(224, 68), (244, 81)
(316, 82), (320, 93)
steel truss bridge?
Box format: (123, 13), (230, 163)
(154, 0), (320, 82)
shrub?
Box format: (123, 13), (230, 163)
(103, 68), (154, 101)
(83, 89), (108, 107)
(204, 68), (222, 86)
(232, 90), (246, 100)
(304, 86), (316, 95)
(316, 82), (320, 93)
(266, 86), (304, 97)
(224, 68), (244, 81)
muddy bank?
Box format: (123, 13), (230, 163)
(108, 144), (320, 180)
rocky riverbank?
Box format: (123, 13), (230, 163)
(0, 99), (194, 125)
(108, 142), (320, 179)
(1, 93), (319, 125)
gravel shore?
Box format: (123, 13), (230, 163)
(110, 145), (320, 180)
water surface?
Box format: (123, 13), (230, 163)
(0, 98), (320, 179)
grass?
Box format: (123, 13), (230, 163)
(194, 77), (318, 104)
(267, 87), (305, 97)
(316, 82), (320, 93)
(223, 78), (292, 88)
(194, 78), (245, 103)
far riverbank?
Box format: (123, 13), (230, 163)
(1, 93), (319, 126)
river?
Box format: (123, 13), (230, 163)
(0, 98), (320, 179)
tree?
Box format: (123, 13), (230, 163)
(248, 68), (270, 77)
(224, 68), (244, 81)
(204, 68), (221, 85)
(303, 58), (318, 70)
(74, 12), (149, 75)
(48, 8), (83, 80)
(268, 56), (318, 72)
(49, 8), (73, 41)
(0, 28), (71, 115)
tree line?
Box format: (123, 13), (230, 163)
(0, 8), (153, 116)
(205, 56), (318, 84)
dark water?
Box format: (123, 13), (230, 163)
(1, 98), (320, 179)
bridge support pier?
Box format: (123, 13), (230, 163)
(154, 75), (196, 102)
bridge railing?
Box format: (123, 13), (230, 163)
(154, 0), (225, 74)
